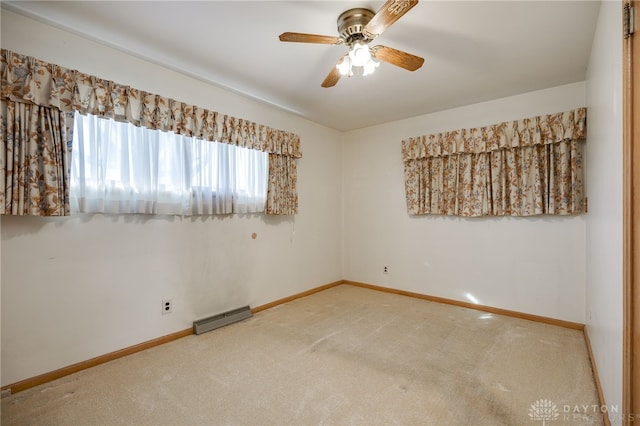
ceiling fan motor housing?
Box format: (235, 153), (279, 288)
(337, 8), (375, 44)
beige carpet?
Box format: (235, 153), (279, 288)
(2, 284), (602, 425)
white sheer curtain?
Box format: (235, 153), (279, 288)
(70, 112), (267, 215)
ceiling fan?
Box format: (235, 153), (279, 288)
(279, 0), (424, 88)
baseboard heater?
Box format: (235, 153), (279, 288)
(193, 305), (252, 335)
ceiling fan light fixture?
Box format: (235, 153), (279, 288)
(338, 41), (378, 77)
(362, 58), (379, 76)
(337, 55), (351, 76)
(349, 41), (371, 67)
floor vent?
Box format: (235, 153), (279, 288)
(193, 306), (252, 335)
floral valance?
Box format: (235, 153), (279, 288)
(1, 49), (301, 158)
(402, 108), (586, 160)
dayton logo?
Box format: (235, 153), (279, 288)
(529, 399), (559, 425)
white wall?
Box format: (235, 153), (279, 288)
(0, 10), (343, 386)
(585, 0), (623, 421)
(343, 82), (587, 323)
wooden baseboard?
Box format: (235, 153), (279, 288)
(343, 280), (585, 330)
(1, 327), (193, 395)
(251, 280), (344, 314)
(583, 326), (611, 426)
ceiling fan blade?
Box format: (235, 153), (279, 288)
(372, 45), (424, 71)
(279, 32), (342, 45)
(364, 0), (419, 38)
(321, 64), (342, 88)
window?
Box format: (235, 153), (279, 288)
(70, 112), (268, 215)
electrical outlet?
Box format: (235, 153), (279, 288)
(162, 299), (173, 315)
(383, 266), (389, 274)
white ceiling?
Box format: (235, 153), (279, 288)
(3, 1), (601, 132)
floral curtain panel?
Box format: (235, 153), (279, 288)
(1, 48), (301, 215)
(0, 99), (70, 215)
(266, 154), (298, 215)
(401, 108), (586, 217)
